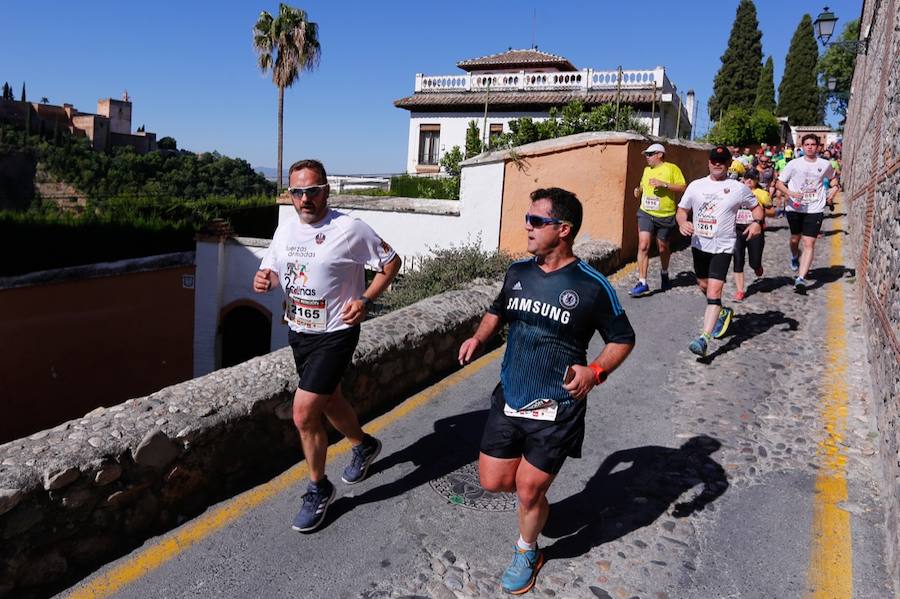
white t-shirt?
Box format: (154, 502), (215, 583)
(779, 157), (835, 214)
(260, 209), (396, 334)
(679, 176), (759, 254)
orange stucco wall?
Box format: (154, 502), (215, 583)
(499, 138), (710, 259)
(0, 266), (195, 443)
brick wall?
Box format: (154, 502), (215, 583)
(841, 0), (900, 591)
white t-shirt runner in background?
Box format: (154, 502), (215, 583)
(779, 157), (835, 214)
(260, 209), (397, 334)
(678, 176), (759, 254)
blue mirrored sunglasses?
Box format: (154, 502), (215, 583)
(525, 213), (573, 228)
(288, 184), (327, 198)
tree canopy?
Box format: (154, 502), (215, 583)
(818, 19), (859, 123)
(493, 101), (648, 149)
(253, 3), (321, 190)
(754, 56), (776, 113)
(707, 107), (781, 147)
(777, 14), (823, 125)
(709, 0), (763, 119)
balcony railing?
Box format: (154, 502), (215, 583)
(415, 68), (671, 94)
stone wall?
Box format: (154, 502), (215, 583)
(841, 0), (900, 592)
(0, 242), (619, 597)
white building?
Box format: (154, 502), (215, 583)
(395, 48), (695, 174)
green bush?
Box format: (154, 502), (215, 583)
(388, 174), (459, 200)
(371, 240), (513, 315)
(707, 107), (781, 147)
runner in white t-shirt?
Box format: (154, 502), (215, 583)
(254, 159), (401, 533)
(676, 145), (764, 358)
(774, 133), (839, 294)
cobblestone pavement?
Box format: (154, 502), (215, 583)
(355, 212), (890, 599)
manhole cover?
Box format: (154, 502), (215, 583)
(430, 461), (517, 511)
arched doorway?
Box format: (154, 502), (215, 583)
(220, 304), (271, 368)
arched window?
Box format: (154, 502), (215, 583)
(219, 303), (271, 368)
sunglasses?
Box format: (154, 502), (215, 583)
(288, 184), (328, 199)
(525, 213), (572, 228)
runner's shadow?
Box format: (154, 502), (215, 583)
(640, 271), (696, 297)
(542, 435), (728, 561)
(806, 264), (853, 291)
(699, 310), (799, 364)
(321, 410), (490, 528)
(746, 275), (794, 296)
(820, 229), (847, 236)
(763, 224), (789, 232)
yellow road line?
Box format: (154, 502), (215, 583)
(807, 213), (853, 598)
(610, 260), (636, 284)
(66, 346), (505, 599)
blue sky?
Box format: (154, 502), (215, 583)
(3, 0), (861, 174)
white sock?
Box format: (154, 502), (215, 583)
(517, 536), (537, 551)
(638, 278), (646, 285)
(660, 270), (668, 276)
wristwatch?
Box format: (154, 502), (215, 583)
(358, 296), (371, 308)
(754, 219), (764, 225)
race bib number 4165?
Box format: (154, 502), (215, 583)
(286, 297), (327, 330)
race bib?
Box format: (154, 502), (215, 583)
(696, 216), (717, 238)
(801, 190), (818, 204)
(642, 195), (660, 211)
(735, 209), (754, 225)
(286, 297), (327, 330)
(504, 399), (558, 421)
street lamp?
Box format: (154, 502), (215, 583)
(814, 7), (869, 54)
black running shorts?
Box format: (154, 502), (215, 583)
(637, 209), (677, 242)
(786, 211), (824, 237)
(480, 384), (586, 475)
(288, 326), (360, 395)
(733, 225), (765, 272)
(692, 247), (732, 281)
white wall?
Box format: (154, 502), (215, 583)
(406, 111), (548, 174)
(193, 238), (288, 377)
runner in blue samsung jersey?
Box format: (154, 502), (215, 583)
(458, 187), (635, 595)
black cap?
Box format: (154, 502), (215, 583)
(709, 145), (731, 164)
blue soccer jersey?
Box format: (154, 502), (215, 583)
(487, 257), (635, 410)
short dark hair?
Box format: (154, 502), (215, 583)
(530, 187), (583, 239)
(801, 133), (820, 145)
(288, 159), (328, 184)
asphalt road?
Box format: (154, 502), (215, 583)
(60, 213), (892, 599)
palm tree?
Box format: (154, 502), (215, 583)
(253, 3), (321, 191)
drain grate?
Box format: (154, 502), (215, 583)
(430, 461), (517, 511)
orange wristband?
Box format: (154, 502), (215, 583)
(588, 363), (607, 385)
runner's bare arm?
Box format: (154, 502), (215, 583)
(743, 204), (766, 240)
(342, 254), (402, 325)
(676, 207), (694, 237)
(827, 175), (840, 203)
(774, 179), (801, 198)
(563, 341), (634, 399)
(458, 313), (503, 365)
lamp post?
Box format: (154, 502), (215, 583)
(813, 7), (869, 54)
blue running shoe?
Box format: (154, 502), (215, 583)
(629, 281), (650, 297)
(790, 255), (800, 272)
(711, 307), (733, 339)
(292, 478), (335, 533)
(341, 435), (382, 484)
(689, 335), (709, 357)
(501, 546), (544, 595)
(660, 273), (672, 291)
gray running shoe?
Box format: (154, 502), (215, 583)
(342, 435), (382, 484)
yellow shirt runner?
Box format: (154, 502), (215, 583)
(639, 162), (686, 218)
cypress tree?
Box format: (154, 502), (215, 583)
(709, 0), (763, 119)
(754, 56), (776, 113)
(2, 82), (10, 100)
(20, 82), (26, 102)
(777, 14), (822, 125)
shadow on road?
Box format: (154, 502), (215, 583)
(806, 264), (854, 292)
(323, 410), (489, 528)
(699, 310), (799, 363)
(542, 435), (729, 562)
(636, 270), (697, 298)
